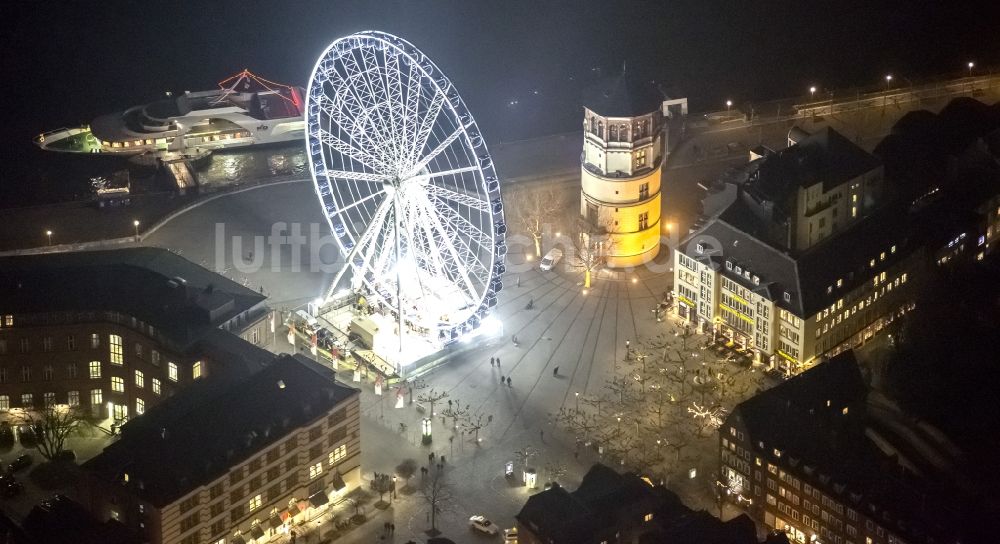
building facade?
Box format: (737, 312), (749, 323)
(78, 355), (361, 544)
(721, 352), (969, 544)
(580, 76), (665, 267)
(674, 128), (924, 373)
(0, 248), (272, 422)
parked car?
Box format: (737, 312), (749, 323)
(504, 526), (518, 542)
(8, 454), (32, 473)
(469, 515), (500, 535)
(538, 248), (563, 271)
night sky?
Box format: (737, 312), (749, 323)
(2, 0), (997, 205)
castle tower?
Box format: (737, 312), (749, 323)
(580, 76), (664, 268)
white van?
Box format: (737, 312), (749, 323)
(539, 248), (563, 271)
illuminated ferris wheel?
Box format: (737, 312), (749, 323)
(306, 31), (506, 341)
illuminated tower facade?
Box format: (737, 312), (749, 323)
(580, 76), (664, 268)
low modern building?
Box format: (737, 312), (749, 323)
(580, 76), (670, 267)
(721, 351), (980, 544)
(0, 247), (273, 422)
(77, 354), (361, 544)
(515, 463), (782, 544)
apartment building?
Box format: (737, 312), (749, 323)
(0, 247), (273, 421)
(675, 198), (922, 372)
(78, 354), (361, 544)
(721, 352), (975, 544)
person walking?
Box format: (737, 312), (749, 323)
(506, 376), (512, 387)
(496, 357), (500, 368)
(500, 374), (505, 384)
(553, 366), (559, 376)
(490, 356), (495, 367)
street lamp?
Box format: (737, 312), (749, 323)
(575, 391), (580, 412)
(725, 100), (732, 112)
(885, 74), (893, 89)
(421, 417), (432, 445)
(968, 61), (975, 76)
(809, 86), (816, 99)
(45, 230), (52, 246)
(133, 219), (140, 242)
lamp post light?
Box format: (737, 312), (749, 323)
(392, 476), (398, 501)
(421, 417), (432, 445)
(968, 61), (975, 76)
(45, 230), (53, 246)
(809, 86), (816, 99)
(133, 220), (140, 242)
(725, 100), (732, 112)
(575, 391), (580, 412)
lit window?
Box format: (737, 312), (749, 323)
(91, 389), (103, 405)
(89, 361), (102, 379)
(136, 398), (145, 415)
(192, 361), (203, 380)
(328, 445), (347, 465)
(168, 362), (178, 382)
(152, 378), (161, 395)
(309, 462), (323, 479)
(68, 391), (80, 406)
(643, 513), (654, 522)
(44, 392), (55, 407)
(90, 333), (100, 349)
(109, 334), (123, 364)
(0, 395), (8, 411)
(111, 376), (125, 393)
(248, 494), (262, 511)
(21, 393), (32, 407)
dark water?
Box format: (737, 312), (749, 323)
(194, 145), (308, 186)
(4, 0), (997, 207)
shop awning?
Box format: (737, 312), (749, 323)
(250, 525), (265, 539)
(330, 471), (346, 491)
(309, 491), (330, 507)
(279, 509), (292, 522)
(297, 500), (308, 512)
(231, 536), (246, 544)
(269, 514), (283, 529)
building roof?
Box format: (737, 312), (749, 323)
(685, 197), (914, 317)
(22, 495), (136, 544)
(729, 352), (972, 543)
(582, 75), (664, 117)
(746, 127), (882, 199)
(82, 354), (359, 507)
(0, 247), (266, 351)
(517, 464), (758, 544)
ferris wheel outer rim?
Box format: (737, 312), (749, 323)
(304, 30), (506, 338)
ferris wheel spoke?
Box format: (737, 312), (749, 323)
(331, 188), (387, 217)
(337, 50), (400, 160)
(358, 46), (405, 161)
(430, 202), (493, 280)
(423, 182), (489, 213)
(414, 192), (481, 300)
(318, 127), (391, 174)
(411, 165), (480, 182)
(347, 196), (394, 269)
(405, 126), (465, 179)
(384, 49), (407, 160)
(318, 87), (396, 172)
(400, 60), (423, 163)
(406, 89), (447, 168)
(325, 170), (387, 183)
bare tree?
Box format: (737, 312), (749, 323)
(395, 459), (417, 491)
(373, 473), (394, 507)
(417, 388), (449, 416)
(14, 404), (89, 461)
(513, 445), (539, 469)
(421, 464), (455, 535)
(572, 223), (614, 288)
(461, 412), (493, 444)
(440, 401), (470, 429)
(511, 188), (565, 257)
